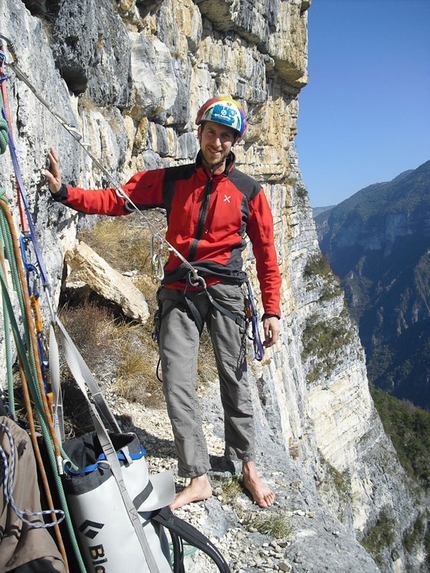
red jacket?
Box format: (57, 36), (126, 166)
(54, 152), (281, 316)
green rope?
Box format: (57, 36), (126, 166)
(0, 190), (14, 411)
(0, 116), (8, 155)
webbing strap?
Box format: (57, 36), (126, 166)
(55, 317), (120, 433)
(49, 323), (65, 443)
(203, 286), (247, 333)
(56, 317), (160, 573)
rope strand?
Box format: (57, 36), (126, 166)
(0, 421), (65, 528)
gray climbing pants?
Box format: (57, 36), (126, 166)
(158, 282), (255, 478)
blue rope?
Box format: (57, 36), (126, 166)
(1, 107), (50, 288)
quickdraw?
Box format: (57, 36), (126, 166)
(245, 279), (264, 361)
(151, 233), (165, 281)
(19, 235), (49, 384)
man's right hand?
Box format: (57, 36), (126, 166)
(44, 148), (62, 194)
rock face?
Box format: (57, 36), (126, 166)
(0, 1), (428, 571)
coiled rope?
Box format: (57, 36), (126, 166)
(0, 420), (65, 528)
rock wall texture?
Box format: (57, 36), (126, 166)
(0, 1), (428, 572)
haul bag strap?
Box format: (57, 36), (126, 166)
(153, 507), (231, 573)
(90, 409), (161, 573)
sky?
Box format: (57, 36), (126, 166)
(295, 0), (430, 208)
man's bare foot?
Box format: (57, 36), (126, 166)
(241, 461), (275, 508)
(169, 474), (212, 511)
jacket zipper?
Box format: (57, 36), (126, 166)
(189, 176), (213, 262)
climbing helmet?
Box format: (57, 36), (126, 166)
(196, 96), (247, 138)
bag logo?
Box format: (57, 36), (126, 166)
(78, 519), (105, 539)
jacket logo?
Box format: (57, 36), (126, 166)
(223, 195), (231, 203)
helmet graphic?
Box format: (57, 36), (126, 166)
(196, 96), (247, 138)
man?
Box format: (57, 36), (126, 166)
(45, 96), (281, 510)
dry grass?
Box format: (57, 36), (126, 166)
(243, 511), (293, 539)
(78, 212), (166, 277)
(58, 298), (164, 409)
(58, 215), (218, 418)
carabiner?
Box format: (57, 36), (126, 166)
(187, 270), (206, 289)
(151, 234), (165, 281)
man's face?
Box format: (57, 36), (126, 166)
(198, 121), (237, 171)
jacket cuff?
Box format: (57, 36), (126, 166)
(262, 313), (280, 320)
(51, 183), (69, 202)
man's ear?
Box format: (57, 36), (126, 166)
(197, 125), (202, 141)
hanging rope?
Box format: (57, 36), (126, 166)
(0, 34), (203, 286)
(0, 190), (78, 571)
(0, 37), (89, 572)
(0, 192), (89, 573)
(0, 116), (8, 154)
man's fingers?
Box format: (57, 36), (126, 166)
(44, 148), (62, 193)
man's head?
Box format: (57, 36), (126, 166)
(196, 97), (247, 171)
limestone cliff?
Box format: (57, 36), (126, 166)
(0, 1), (428, 572)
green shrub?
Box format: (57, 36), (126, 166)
(361, 509), (396, 560)
(304, 253), (343, 301)
(302, 313), (354, 383)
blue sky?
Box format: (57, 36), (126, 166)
(296, 0), (430, 207)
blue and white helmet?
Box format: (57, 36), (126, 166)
(196, 96), (247, 138)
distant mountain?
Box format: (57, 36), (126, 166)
(312, 205), (335, 218)
(314, 160), (430, 410)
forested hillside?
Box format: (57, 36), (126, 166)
(315, 160), (430, 409)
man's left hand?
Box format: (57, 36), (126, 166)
(262, 316), (281, 348)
